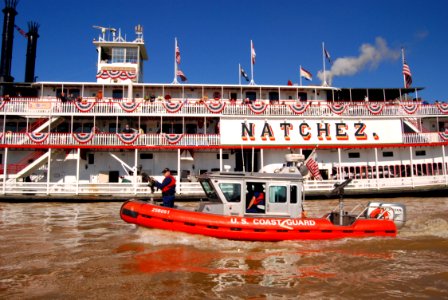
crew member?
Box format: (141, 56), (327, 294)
(152, 168), (176, 208)
(247, 185), (265, 213)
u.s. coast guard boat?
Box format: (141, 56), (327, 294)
(121, 154), (406, 241)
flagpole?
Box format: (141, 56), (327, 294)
(299, 65), (302, 86)
(173, 37), (178, 84)
(239, 63), (241, 85)
(401, 47), (406, 88)
(250, 40), (254, 85)
(322, 42), (326, 86)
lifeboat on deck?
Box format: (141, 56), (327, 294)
(120, 161), (406, 241)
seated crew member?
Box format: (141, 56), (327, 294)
(151, 168), (176, 208)
(246, 185), (265, 213)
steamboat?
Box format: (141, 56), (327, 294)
(0, 1), (447, 201)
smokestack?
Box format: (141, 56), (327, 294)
(24, 21), (38, 82)
(0, 0), (18, 83)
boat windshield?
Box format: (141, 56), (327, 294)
(199, 179), (218, 200)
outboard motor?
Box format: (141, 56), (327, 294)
(367, 202), (406, 229)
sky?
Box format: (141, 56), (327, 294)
(7, 0), (448, 101)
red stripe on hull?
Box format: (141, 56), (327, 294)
(120, 200), (397, 241)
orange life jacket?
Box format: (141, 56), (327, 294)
(162, 175), (176, 194)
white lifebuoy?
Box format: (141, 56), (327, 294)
(369, 207), (394, 220)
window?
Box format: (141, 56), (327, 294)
(415, 150), (426, 156)
(112, 48), (125, 63)
(112, 89), (123, 99)
(382, 151), (394, 157)
(140, 153), (153, 159)
(348, 152), (360, 158)
(125, 48), (138, 63)
(269, 186), (287, 203)
(88, 153), (94, 164)
(219, 183), (241, 202)
(298, 92), (308, 101)
(269, 92), (279, 102)
(290, 185), (297, 204)
(216, 154), (229, 159)
(245, 91), (256, 101)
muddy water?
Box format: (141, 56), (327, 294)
(0, 197), (447, 299)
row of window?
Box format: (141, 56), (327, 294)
(348, 150), (426, 158)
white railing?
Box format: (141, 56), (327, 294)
(2, 175), (446, 198)
(2, 132), (221, 147)
(2, 98), (447, 117)
(1, 132), (444, 147)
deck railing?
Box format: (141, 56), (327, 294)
(1, 174), (446, 198)
(1, 98), (448, 117)
(0, 132), (445, 147)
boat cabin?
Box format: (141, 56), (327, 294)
(197, 172), (304, 218)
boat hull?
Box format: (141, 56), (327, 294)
(120, 200), (397, 241)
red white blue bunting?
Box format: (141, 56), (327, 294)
(327, 102), (348, 115)
(0, 100), (6, 110)
(72, 132), (95, 144)
(248, 102), (268, 114)
(0, 132), (3, 142)
(365, 102), (385, 115)
(118, 102), (140, 113)
(288, 102), (309, 114)
(74, 101), (96, 113)
(163, 102), (184, 113)
(27, 132), (49, 144)
(204, 101), (226, 113)
(436, 102), (448, 114)
(163, 133), (184, 144)
(439, 130), (448, 141)
(96, 70), (136, 80)
(400, 102), (420, 114)
(116, 133), (140, 144)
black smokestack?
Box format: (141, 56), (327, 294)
(24, 21), (38, 82)
(0, 0), (18, 83)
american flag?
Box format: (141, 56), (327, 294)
(306, 156), (322, 180)
(177, 70), (187, 81)
(14, 25), (27, 38)
(175, 45), (181, 65)
(402, 62), (412, 88)
(251, 40), (256, 65)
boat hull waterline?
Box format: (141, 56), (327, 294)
(120, 200), (397, 241)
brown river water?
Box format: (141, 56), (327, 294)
(0, 197), (447, 299)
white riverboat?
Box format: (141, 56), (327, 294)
(0, 5), (447, 201)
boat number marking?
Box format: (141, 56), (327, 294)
(151, 208), (170, 214)
(230, 218), (316, 230)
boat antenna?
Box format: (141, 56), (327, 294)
(241, 144), (245, 172)
(251, 146), (254, 174)
(331, 178), (353, 225)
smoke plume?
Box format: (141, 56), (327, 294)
(317, 37), (400, 85)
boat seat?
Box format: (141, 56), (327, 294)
(328, 212), (356, 226)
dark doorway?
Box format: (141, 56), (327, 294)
(109, 171), (120, 183)
(234, 149), (260, 172)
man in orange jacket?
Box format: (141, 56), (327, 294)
(152, 168), (176, 208)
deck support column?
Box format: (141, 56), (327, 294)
(3, 147), (8, 194)
(177, 148), (180, 194)
(374, 148), (379, 190)
(76, 148), (80, 195)
(442, 145), (447, 185)
(260, 148), (264, 172)
(409, 146), (414, 188)
(134, 148), (138, 195)
(219, 148), (223, 171)
(46, 148), (51, 195)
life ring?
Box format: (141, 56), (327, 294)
(369, 207), (393, 220)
